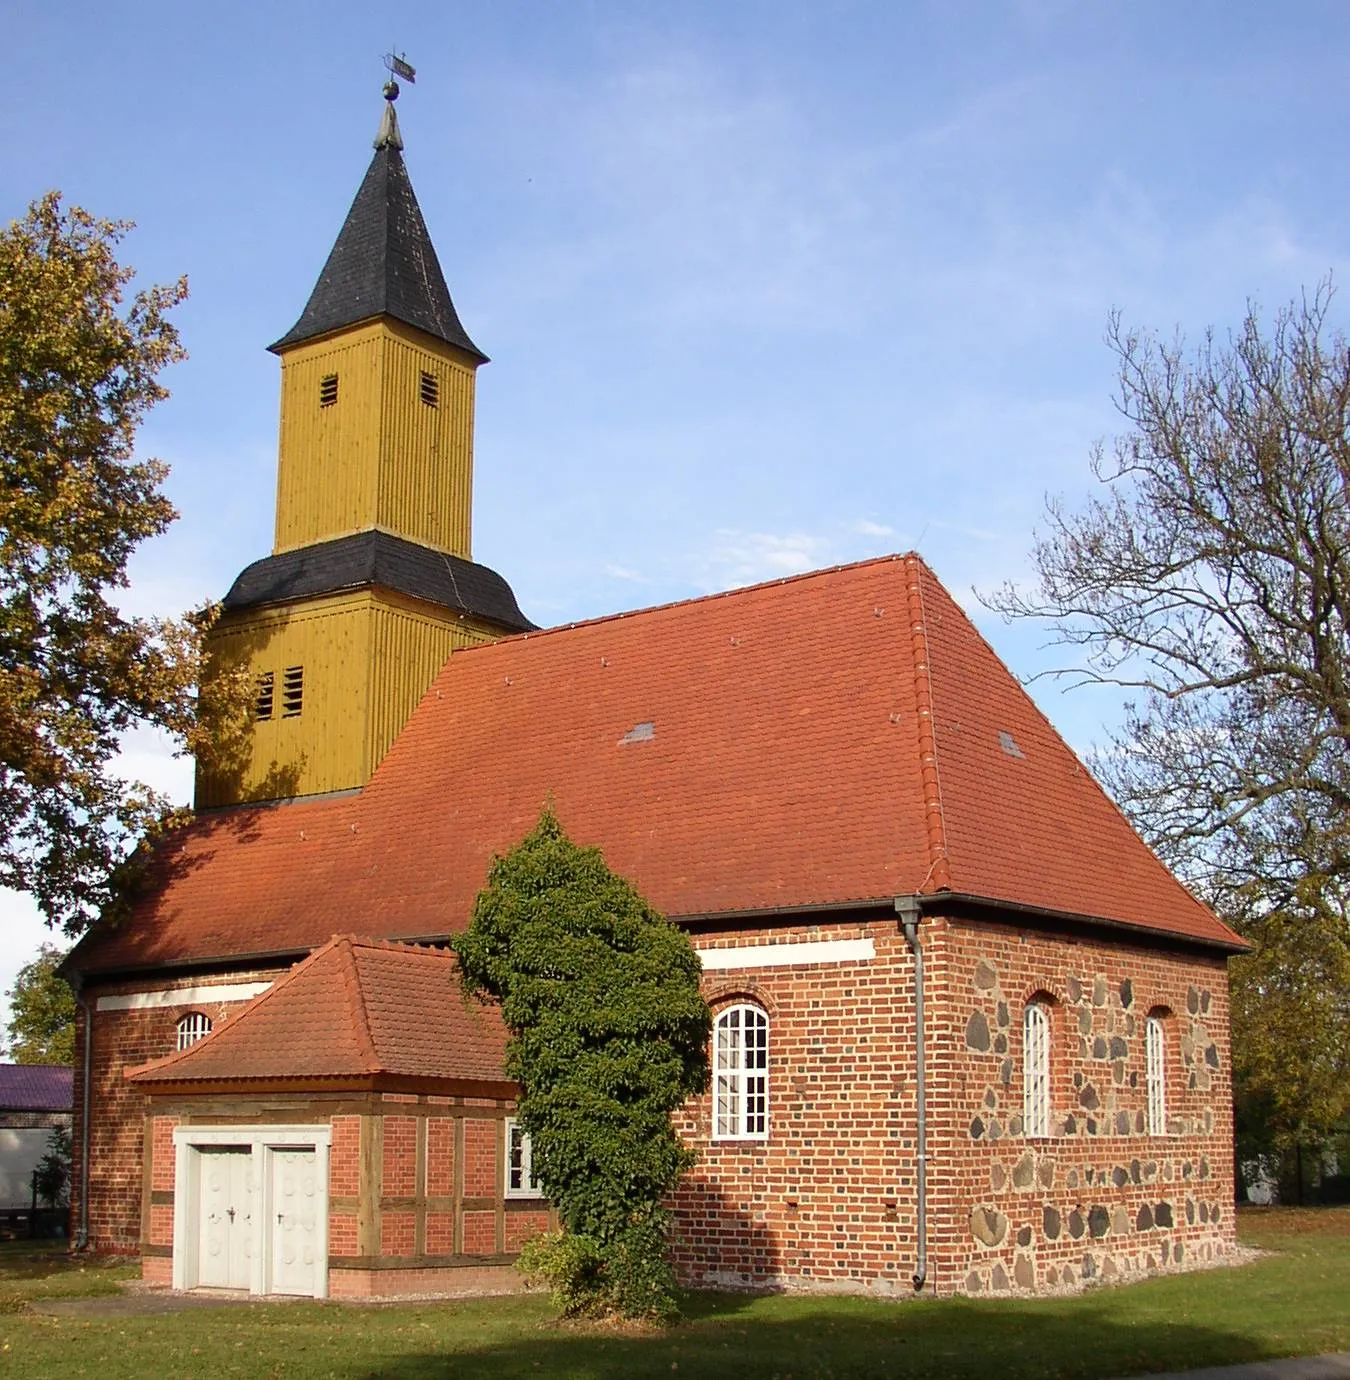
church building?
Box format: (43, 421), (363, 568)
(64, 87), (1246, 1302)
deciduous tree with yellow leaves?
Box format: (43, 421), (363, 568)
(1, 193), (245, 936)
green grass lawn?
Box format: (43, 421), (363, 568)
(1, 1209), (1346, 1379)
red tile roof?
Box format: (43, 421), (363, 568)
(127, 936), (509, 1088)
(76, 554), (1242, 977)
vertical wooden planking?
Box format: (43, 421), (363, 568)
(376, 324), (477, 557)
(273, 324), (385, 553)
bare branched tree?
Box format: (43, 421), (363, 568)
(989, 282), (1350, 922)
(989, 284), (1350, 1155)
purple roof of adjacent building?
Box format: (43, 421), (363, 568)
(0, 1064), (74, 1112)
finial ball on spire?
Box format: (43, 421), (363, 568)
(383, 79), (400, 102)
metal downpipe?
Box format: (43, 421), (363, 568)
(74, 983), (92, 1250)
(897, 896), (927, 1291)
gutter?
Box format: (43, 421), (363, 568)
(895, 895), (927, 1292)
(72, 977), (92, 1250)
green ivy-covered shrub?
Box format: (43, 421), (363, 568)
(455, 807), (711, 1321)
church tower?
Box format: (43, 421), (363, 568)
(197, 84), (533, 809)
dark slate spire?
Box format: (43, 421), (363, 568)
(269, 91), (487, 360)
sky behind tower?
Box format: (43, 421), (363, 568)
(3, 0), (1349, 1017)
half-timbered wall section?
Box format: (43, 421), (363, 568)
(139, 1092), (550, 1298)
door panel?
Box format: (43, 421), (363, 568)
(197, 1148), (252, 1289)
(270, 1148), (318, 1296)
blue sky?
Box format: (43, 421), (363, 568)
(3, 0), (1349, 1018)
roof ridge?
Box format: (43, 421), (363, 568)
(904, 555), (952, 893)
(446, 551), (919, 658)
(340, 935), (383, 1073)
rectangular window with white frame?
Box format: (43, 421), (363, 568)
(505, 1117), (543, 1198)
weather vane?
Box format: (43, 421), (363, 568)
(382, 51), (416, 103)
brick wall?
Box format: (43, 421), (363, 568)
(671, 921), (918, 1296)
(926, 916), (1237, 1293)
(72, 969), (284, 1252)
(667, 913), (1238, 1297)
(79, 910), (1238, 1299)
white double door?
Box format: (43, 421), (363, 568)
(191, 1143), (321, 1296)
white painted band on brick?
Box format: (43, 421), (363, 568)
(694, 938), (875, 970)
(96, 981), (272, 1012)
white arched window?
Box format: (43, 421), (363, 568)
(1023, 1003), (1051, 1138)
(1146, 1015), (1167, 1135)
(176, 1012), (212, 1051)
(713, 1005), (769, 1140)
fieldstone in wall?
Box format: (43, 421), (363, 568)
(991, 1263), (1010, 1291)
(971, 1205), (1008, 1246)
(1112, 1206), (1131, 1235)
(1016, 1225), (1032, 1247)
(1109, 1036), (1128, 1059)
(1187, 986), (1199, 1014)
(1137, 1203), (1154, 1231)
(1067, 976), (1082, 1002)
(1088, 1205), (1110, 1238)
(991, 1163), (1007, 1192)
(1043, 1205), (1061, 1239)
(1037, 1157), (1054, 1189)
(966, 1011), (991, 1052)
(974, 959), (998, 990)
(1079, 1083), (1099, 1111)
(965, 1270), (983, 1293)
(1119, 979), (1133, 1008)
(1112, 1166), (1129, 1189)
(1155, 1202), (1174, 1228)
(1000, 1057), (1013, 1087)
(997, 1001), (1009, 1028)
(1012, 1152), (1035, 1188)
(1068, 1208), (1085, 1239)
(1014, 1254), (1034, 1288)
(1093, 976), (1107, 1006)
(1078, 1008), (1093, 1035)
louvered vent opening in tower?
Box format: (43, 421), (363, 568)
(319, 373), (339, 407)
(254, 671), (275, 721)
(282, 665), (304, 718)
(420, 371), (439, 407)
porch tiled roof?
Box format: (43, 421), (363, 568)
(126, 936), (508, 1087)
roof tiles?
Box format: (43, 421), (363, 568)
(74, 554), (1242, 978)
(127, 936), (508, 1086)
(0, 1064), (73, 1111)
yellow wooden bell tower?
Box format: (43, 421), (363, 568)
(197, 88), (533, 809)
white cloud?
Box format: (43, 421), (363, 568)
(691, 530), (832, 591)
(603, 563), (646, 583)
(853, 519), (894, 537)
